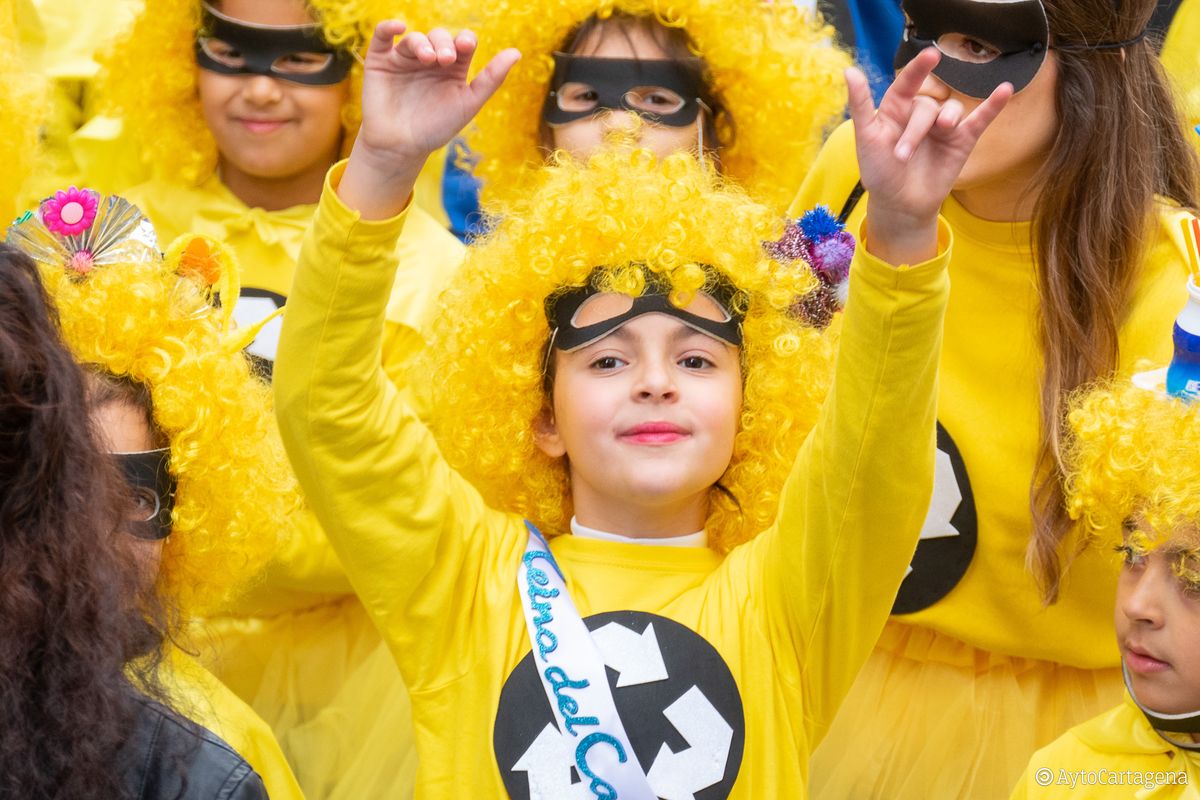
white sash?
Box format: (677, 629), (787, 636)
(517, 521), (656, 800)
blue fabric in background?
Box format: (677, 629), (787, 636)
(442, 140), (486, 243)
(844, 0), (905, 103)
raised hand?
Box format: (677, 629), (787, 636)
(341, 21), (520, 219)
(848, 48), (1012, 266)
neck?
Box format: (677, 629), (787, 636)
(950, 166), (1044, 222)
(571, 490), (709, 540)
(218, 156), (333, 212)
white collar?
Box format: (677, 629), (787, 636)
(569, 517), (708, 548)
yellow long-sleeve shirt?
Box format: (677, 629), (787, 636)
(1011, 695), (1200, 799)
(789, 121), (1191, 669)
(274, 162), (951, 798)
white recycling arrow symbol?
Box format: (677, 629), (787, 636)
(230, 295), (283, 362)
(906, 447), (962, 577)
(592, 621), (669, 687)
(511, 723), (591, 800)
(646, 686), (734, 800)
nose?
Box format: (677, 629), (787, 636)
(241, 74), (284, 106)
(916, 68), (952, 102)
(632, 355), (678, 402)
(1120, 561), (1167, 628)
(600, 108), (640, 134)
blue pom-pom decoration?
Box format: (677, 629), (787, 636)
(798, 205), (841, 241)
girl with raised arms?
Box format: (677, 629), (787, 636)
(790, 0), (1200, 796)
(273, 17), (1011, 799)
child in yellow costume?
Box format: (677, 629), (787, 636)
(450, 0), (851, 214)
(1161, 0), (1200, 136)
(788, 0), (1200, 797)
(98, 3), (464, 794)
(5, 189), (303, 800)
(1012, 379), (1200, 798)
(0, 0), (44, 218)
(274, 22), (1012, 797)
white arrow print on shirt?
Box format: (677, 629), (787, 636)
(230, 295), (283, 362)
(512, 724), (592, 800)
(906, 447), (962, 577)
(646, 685), (734, 800)
(592, 622), (670, 688)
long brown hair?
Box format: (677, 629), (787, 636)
(0, 245), (166, 797)
(1028, 0), (1199, 601)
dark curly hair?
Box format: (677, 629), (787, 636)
(0, 244), (166, 798)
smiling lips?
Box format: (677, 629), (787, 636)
(236, 117), (290, 134)
(1124, 643), (1171, 675)
(620, 421), (689, 445)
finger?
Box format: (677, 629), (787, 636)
(465, 48), (522, 110)
(845, 67), (876, 134)
(454, 29), (478, 64)
(894, 95), (940, 161)
(958, 81), (1014, 141)
(934, 98), (964, 131)
(426, 27), (458, 66)
(398, 31), (436, 64)
(368, 20), (407, 58)
(882, 48), (940, 113)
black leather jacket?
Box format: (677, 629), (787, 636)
(120, 698), (268, 800)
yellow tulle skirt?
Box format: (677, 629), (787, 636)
(200, 596), (417, 799)
(809, 621), (1124, 800)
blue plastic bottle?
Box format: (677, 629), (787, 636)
(1166, 277), (1200, 401)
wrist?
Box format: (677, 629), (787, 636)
(864, 203), (939, 267)
(338, 141), (425, 221)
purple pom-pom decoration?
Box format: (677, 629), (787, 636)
(798, 205), (841, 242)
(766, 219), (809, 262)
(810, 231), (855, 284)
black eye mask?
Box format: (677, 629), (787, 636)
(115, 448), (176, 541)
(195, 1), (353, 86)
(541, 53), (705, 128)
(545, 268), (744, 352)
(895, 0), (1049, 98)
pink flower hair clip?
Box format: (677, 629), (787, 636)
(6, 188), (158, 278)
(41, 187), (99, 238)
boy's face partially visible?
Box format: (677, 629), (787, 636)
(1115, 534), (1200, 715)
(196, 0), (348, 204)
(535, 310), (742, 535)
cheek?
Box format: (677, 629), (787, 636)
(550, 120), (602, 159)
(644, 123), (699, 159)
(297, 84), (347, 135)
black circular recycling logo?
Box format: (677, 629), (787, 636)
(227, 287), (286, 380)
(494, 610), (745, 800)
(891, 422), (978, 615)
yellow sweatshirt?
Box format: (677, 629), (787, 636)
(1011, 695), (1200, 799)
(273, 162), (951, 798)
(160, 646), (304, 800)
(788, 121), (1190, 669)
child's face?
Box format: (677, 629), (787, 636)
(549, 24), (704, 162)
(536, 310), (742, 526)
(912, 45), (1059, 202)
(197, 0), (348, 197)
(92, 400), (165, 588)
(1115, 534), (1200, 715)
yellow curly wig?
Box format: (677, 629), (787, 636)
(0, 2), (44, 219)
(451, 0), (851, 213)
(418, 147), (837, 552)
(96, 0), (410, 185)
(1066, 379), (1200, 584)
(34, 223), (297, 616)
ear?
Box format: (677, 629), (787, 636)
(533, 406), (566, 458)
